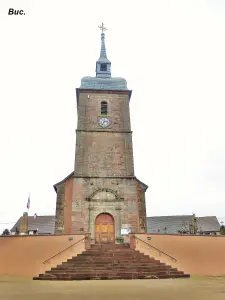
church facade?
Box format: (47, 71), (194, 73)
(54, 24), (148, 244)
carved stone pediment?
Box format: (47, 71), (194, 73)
(86, 188), (124, 202)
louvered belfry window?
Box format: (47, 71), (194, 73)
(100, 64), (107, 71)
(101, 101), (108, 115)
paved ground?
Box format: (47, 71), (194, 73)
(0, 275), (225, 300)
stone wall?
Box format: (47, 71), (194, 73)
(76, 90), (131, 131)
(70, 177), (140, 241)
(54, 89), (147, 238)
(63, 177), (73, 234)
(74, 90), (134, 177)
(54, 183), (65, 234)
(136, 181), (147, 233)
(54, 178), (147, 238)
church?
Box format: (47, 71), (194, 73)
(10, 24), (222, 240)
(3, 24), (224, 282)
(10, 24), (221, 241)
(53, 23), (148, 244)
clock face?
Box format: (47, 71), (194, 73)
(99, 117), (110, 128)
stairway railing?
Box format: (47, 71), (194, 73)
(134, 236), (177, 262)
(43, 237), (85, 264)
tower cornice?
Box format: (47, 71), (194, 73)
(76, 88), (132, 107)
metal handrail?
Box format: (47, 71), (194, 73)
(134, 236), (177, 262)
(43, 237), (85, 264)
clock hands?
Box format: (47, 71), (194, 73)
(99, 118), (109, 127)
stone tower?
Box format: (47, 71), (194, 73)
(54, 24), (148, 244)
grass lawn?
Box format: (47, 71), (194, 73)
(0, 275), (225, 300)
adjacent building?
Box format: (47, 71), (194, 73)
(147, 215), (221, 235)
(10, 213), (221, 236)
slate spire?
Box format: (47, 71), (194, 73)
(96, 23), (111, 78)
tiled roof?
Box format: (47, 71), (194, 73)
(11, 215), (55, 234)
(147, 215), (220, 234)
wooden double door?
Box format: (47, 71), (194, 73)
(95, 213), (115, 244)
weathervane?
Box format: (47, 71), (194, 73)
(98, 22), (107, 33)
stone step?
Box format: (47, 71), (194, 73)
(75, 251), (148, 255)
(75, 256), (151, 260)
(51, 264), (174, 270)
(34, 273), (190, 281)
(80, 255), (145, 258)
(86, 247), (132, 250)
(34, 243), (190, 281)
(77, 253), (148, 257)
(66, 259), (158, 264)
(68, 257), (160, 261)
(42, 270), (184, 277)
(70, 255), (155, 261)
(78, 250), (142, 254)
(67, 260), (162, 264)
(49, 267), (174, 274)
(90, 245), (129, 247)
(66, 260), (159, 265)
(53, 263), (169, 269)
(61, 262), (165, 268)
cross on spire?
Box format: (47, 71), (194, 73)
(98, 22), (107, 33)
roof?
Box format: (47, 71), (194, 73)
(53, 171), (74, 192)
(79, 28), (128, 91)
(136, 178), (148, 191)
(11, 214), (220, 235)
(11, 215), (55, 234)
(54, 171), (148, 192)
(147, 215), (220, 234)
(97, 32), (111, 64)
(197, 216), (221, 232)
(80, 76), (128, 91)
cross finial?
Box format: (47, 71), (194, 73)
(98, 22), (107, 33)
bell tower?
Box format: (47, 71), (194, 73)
(95, 22), (111, 78)
(54, 24), (148, 243)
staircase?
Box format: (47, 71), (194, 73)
(33, 244), (190, 280)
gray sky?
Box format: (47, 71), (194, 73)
(0, 0), (225, 233)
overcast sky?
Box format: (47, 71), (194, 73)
(0, 0), (225, 233)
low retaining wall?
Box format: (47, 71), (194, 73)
(133, 233), (225, 276)
(0, 234), (86, 277)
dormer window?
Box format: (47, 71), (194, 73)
(101, 101), (108, 115)
(100, 64), (107, 71)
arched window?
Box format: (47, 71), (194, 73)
(101, 101), (108, 115)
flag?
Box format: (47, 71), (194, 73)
(27, 194), (30, 209)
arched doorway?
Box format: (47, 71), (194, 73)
(95, 213), (115, 244)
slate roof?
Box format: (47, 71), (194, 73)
(80, 76), (128, 91)
(10, 214), (220, 235)
(147, 215), (220, 234)
(197, 216), (221, 232)
(79, 29), (128, 91)
(53, 171), (74, 192)
(11, 215), (55, 234)
(53, 171), (148, 192)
